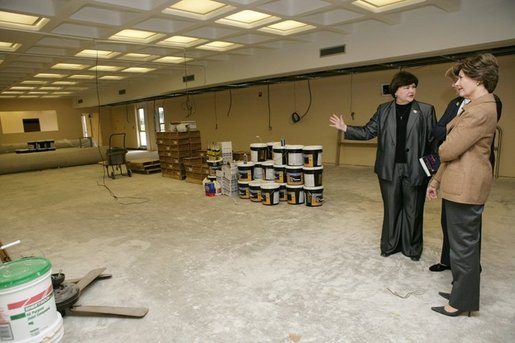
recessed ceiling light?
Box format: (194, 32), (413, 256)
(75, 49), (120, 59)
(163, 0), (234, 20)
(89, 65), (122, 72)
(52, 63), (90, 70)
(216, 10), (279, 29)
(34, 73), (67, 78)
(352, 0), (424, 13)
(39, 86), (62, 90)
(52, 81), (78, 85)
(109, 29), (165, 43)
(122, 67), (156, 73)
(99, 76), (125, 80)
(0, 10), (49, 31)
(52, 91), (73, 95)
(0, 41), (21, 52)
(68, 74), (95, 79)
(118, 53), (158, 61)
(154, 56), (193, 64)
(19, 95), (39, 98)
(2, 91), (24, 94)
(10, 86), (35, 90)
(28, 91), (48, 95)
(258, 20), (316, 36)
(196, 41), (242, 51)
(21, 80), (48, 85)
(41, 95), (60, 98)
(156, 36), (207, 48)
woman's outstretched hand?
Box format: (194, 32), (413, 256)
(329, 114), (347, 132)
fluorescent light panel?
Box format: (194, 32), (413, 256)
(154, 56), (192, 64)
(216, 10), (279, 29)
(34, 73), (67, 78)
(122, 67), (155, 73)
(0, 41), (21, 52)
(68, 74), (95, 79)
(118, 53), (158, 61)
(352, 0), (425, 13)
(75, 49), (120, 59)
(52, 81), (77, 85)
(0, 10), (49, 31)
(157, 36), (207, 48)
(196, 41), (242, 51)
(52, 63), (90, 70)
(99, 76), (125, 80)
(258, 20), (316, 36)
(109, 29), (164, 43)
(89, 65), (122, 72)
(163, 0), (234, 20)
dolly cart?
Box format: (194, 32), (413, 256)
(103, 133), (132, 179)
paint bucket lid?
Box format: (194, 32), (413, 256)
(267, 141), (280, 146)
(238, 180), (249, 185)
(237, 161), (255, 167)
(261, 160), (274, 166)
(286, 165), (303, 170)
(286, 185), (303, 189)
(285, 144), (304, 150)
(249, 180), (262, 187)
(250, 143), (267, 148)
(260, 182), (279, 190)
(303, 145), (323, 151)
(0, 257), (51, 289)
(273, 146), (285, 151)
(303, 166), (324, 171)
(273, 164), (285, 168)
(304, 186), (324, 190)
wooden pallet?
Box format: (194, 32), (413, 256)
(126, 159), (161, 174)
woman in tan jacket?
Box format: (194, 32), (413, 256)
(426, 53), (499, 317)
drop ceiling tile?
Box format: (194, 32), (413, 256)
(93, 0), (169, 11)
(183, 26), (242, 40)
(36, 37), (83, 49)
(69, 6), (139, 26)
(0, 0), (58, 17)
(302, 8), (364, 26)
(25, 46), (69, 56)
(259, 0), (331, 17)
(52, 23), (105, 39)
(227, 33), (276, 45)
(133, 18), (198, 34)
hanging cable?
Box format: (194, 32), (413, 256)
(214, 92), (218, 130)
(292, 79), (313, 123)
(226, 89), (233, 117)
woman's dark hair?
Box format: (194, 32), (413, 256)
(455, 53), (499, 92)
(389, 71), (418, 98)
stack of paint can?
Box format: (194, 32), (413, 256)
(284, 144), (305, 205)
(303, 145), (324, 207)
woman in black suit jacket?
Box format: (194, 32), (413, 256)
(330, 71), (437, 260)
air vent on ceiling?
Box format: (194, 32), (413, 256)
(119, 89), (126, 95)
(183, 74), (195, 82)
(320, 44), (346, 57)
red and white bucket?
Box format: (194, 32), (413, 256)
(0, 257), (63, 343)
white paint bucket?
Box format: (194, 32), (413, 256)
(249, 180), (263, 202)
(272, 146), (286, 165)
(279, 183), (288, 202)
(305, 186), (324, 207)
(285, 145), (304, 166)
(266, 142), (280, 160)
(285, 165), (303, 186)
(303, 145), (323, 167)
(253, 162), (263, 180)
(250, 143), (267, 162)
(237, 161), (254, 181)
(262, 160), (275, 181)
(273, 164), (286, 184)
(0, 257), (63, 343)
(287, 185), (304, 204)
(238, 180), (250, 199)
(260, 182), (280, 205)
(303, 166), (323, 187)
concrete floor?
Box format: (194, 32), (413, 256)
(1, 151), (514, 342)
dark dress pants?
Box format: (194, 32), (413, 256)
(445, 199), (483, 312)
(378, 163), (426, 258)
(439, 200), (451, 266)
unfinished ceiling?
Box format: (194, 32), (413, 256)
(0, 0), (514, 106)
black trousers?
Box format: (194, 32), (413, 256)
(378, 163), (426, 258)
(439, 200), (451, 266)
(445, 199), (483, 311)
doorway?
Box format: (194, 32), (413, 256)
(136, 107), (147, 149)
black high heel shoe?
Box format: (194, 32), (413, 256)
(438, 292), (450, 300)
(431, 306), (471, 317)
